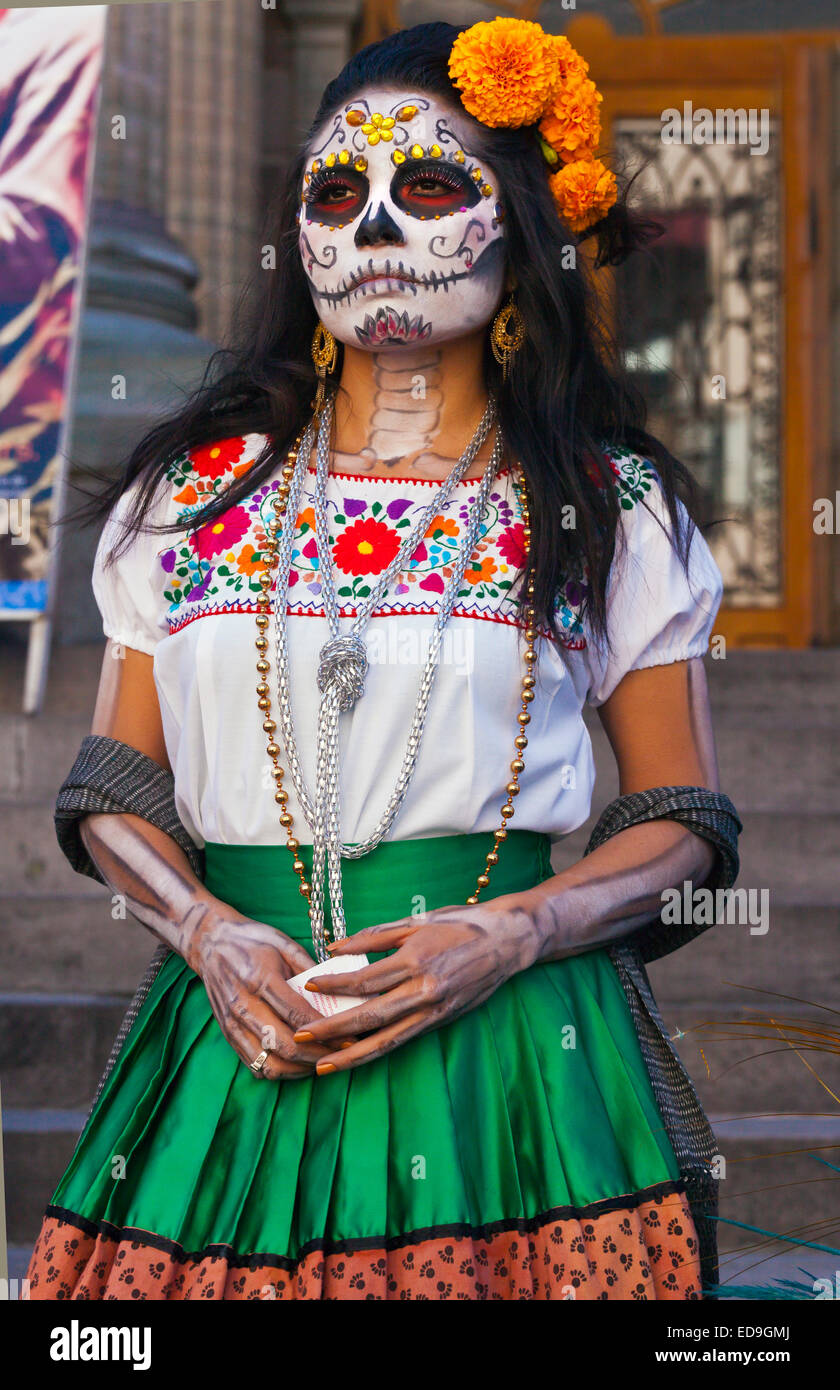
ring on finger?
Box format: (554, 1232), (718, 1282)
(249, 1049), (269, 1077)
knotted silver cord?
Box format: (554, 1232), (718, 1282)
(272, 392), (505, 961)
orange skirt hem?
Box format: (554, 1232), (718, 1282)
(27, 1187), (702, 1300)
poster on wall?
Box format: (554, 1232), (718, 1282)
(0, 5), (106, 710)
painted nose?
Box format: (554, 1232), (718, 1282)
(354, 200), (405, 249)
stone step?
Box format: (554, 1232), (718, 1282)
(0, 715), (92, 801)
(2, 981), (834, 1120)
(4, 1120), (83, 1246)
(648, 905), (840, 1009)
(3, 696), (837, 811)
(3, 643), (839, 721)
(3, 894), (157, 993)
(2, 649), (838, 807)
(673, 1017), (840, 1133)
(0, 805), (108, 897)
(0, 994), (132, 1109)
(0, 640), (102, 719)
(703, 650), (840, 722)
(585, 716), (840, 815)
(712, 1137), (840, 1257)
(7, 897), (831, 1001)
(551, 810), (840, 906)
(10, 790), (838, 902)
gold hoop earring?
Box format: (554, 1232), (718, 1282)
(311, 321), (338, 415)
(490, 294), (526, 382)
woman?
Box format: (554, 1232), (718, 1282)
(27, 19), (739, 1301)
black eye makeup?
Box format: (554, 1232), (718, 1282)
(303, 167), (369, 225)
(391, 159), (481, 216)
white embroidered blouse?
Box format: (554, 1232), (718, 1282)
(92, 433), (723, 850)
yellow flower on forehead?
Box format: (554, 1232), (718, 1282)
(548, 156), (617, 234)
(448, 17), (561, 128)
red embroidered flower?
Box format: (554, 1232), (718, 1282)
(190, 506), (251, 560)
(333, 517), (401, 576)
(190, 438), (246, 479)
(498, 522), (526, 568)
(582, 449), (621, 489)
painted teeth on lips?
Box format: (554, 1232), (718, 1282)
(350, 261), (416, 290)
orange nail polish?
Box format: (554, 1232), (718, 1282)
(304, 980), (321, 992)
(339, 1040), (354, 1049)
(294, 1030), (314, 1042)
(317, 1062), (337, 1075)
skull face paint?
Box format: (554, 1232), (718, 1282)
(298, 88), (507, 351)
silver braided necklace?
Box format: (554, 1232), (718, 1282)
(271, 391), (505, 961)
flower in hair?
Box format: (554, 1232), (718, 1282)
(448, 17), (561, 128)
(539, 73), (603, 165)
(548, 156), (617, 234)
(551, 34), (591, 86)
(449, 17), (617, 235)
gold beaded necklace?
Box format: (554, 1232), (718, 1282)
(254, 421), (538, 938)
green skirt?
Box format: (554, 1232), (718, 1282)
(27, 831), (702, 1300)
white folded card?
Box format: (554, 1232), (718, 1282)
(286, 953), (370, 1018)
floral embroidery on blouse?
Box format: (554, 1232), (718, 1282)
(158, 436), (654, 650)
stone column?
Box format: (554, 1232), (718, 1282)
(167, 0), (264, 343)
(283, 0), (362, 142)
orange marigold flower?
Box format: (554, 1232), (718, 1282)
(548, 156), (617, 234)
(539, 77), (602, 163)
(448, 17), (561, 128)
(551, 34), (590, 86)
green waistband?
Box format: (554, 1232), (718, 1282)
(203, 831), (553, 949)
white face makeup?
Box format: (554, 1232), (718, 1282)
(297, 87), (507, 352)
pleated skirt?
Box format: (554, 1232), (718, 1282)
(27, 830), (702, 1300)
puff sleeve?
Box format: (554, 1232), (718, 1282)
(91, 477), (173, 656)
(584, 455), (723, 708)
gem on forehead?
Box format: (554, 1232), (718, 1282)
(338, 149), (351, 164)
(481, 183), (493, 197)
(346, 109), (366, 126)
(409, 143), (424, 159)
(354, 155), (368, 171)
(325, 152), (337, 167)
(361, 113), (395, 144)
(396, 104), (418, 121)
(311, 159), (321, 174)
(429, 143), (442, 158)
(392, 149), (406, 165)
(472, 168), (483, 182)
(454, 151), (465, 163)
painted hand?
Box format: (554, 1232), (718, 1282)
(190, 914), (336, 1079)
(291, 896), (540, 1075)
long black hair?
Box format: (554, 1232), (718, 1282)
(83, 20), (699, 649)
